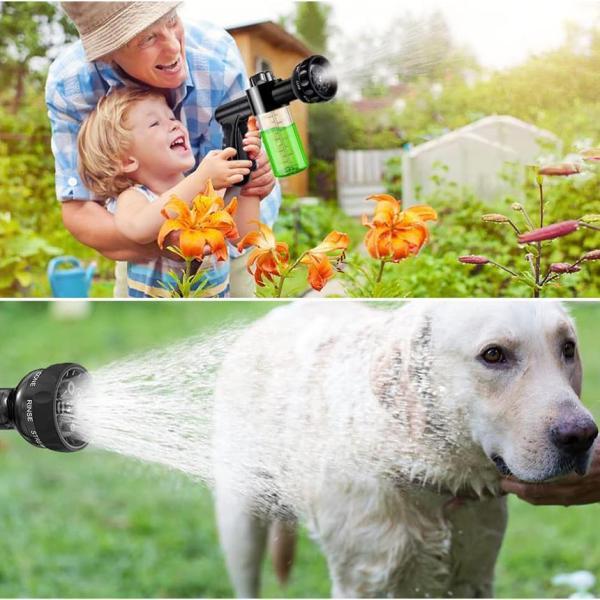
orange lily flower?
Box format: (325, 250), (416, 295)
(362, 194), (437, 262)
(300, 231), (349, 291)
(237, 222), (290, 286)
(157, 180), (238, 261)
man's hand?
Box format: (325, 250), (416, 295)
(238, 116), (276, 200)
(240, 148), (276, 200)
(501, 443), (600, 506)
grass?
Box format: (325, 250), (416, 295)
(0, 302), (598, 597)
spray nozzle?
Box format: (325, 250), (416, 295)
(0, 363), (89, 452)
(289, 55), (337, 103)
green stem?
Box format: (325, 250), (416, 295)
(538, 182), (544, 228)
(488, 260), (519, 278)
(507, 219), (521, 235)
(180, 259), (193, 298)
(520, 205), (536, 230)
(580, 222), (600, 232)
(275, 252), (307, 298)
(275, 274), (287, 298)
(375, 260), (387, 284)
(534, 181), (544, 294)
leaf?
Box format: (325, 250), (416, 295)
(15, 270), (33, 287)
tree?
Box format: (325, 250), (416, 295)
(293, 2), (331, 54)
(0, 2), (77, 112)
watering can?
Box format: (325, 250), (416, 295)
(47, 256), (95, 298)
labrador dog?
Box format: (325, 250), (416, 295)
(213, 301), (597, 598)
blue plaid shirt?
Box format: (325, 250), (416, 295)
(45, 18), (281, 226)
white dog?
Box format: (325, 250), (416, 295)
(213, 301), (597, 598)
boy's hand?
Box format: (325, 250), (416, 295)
(241, 150), (277, 200)
(198, 147), (252, 189)
(243, 116), (262, 161)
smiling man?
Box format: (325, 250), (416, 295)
(45, 1), (280, 296)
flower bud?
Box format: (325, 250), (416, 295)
(538, 163), (582, 176)
(482, 214), (510, 223)
(550, 263), (581, 274)
(583, 249), (600, 261)
(518, 220), (579, 243)
(458, 255), (490, 265)
(511, 203), (524, 212)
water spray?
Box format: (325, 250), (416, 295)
(0, 363), (88, 452)
(215, 55), (337, 182)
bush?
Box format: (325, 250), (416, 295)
(308, 158), (337, 200)
(273, 195), (363, 259)
(383, 155), (403, 198)
(0, 211), (62, 295)
(0, 95), (114, 297)
(342, 168), (599, 298)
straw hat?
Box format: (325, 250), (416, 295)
(61, 2), (183, 62)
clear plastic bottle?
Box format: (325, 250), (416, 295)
(257, 106), (308, 178)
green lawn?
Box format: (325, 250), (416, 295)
(0, 301), (598, 597)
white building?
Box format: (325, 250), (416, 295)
(401, 115), (561, 205)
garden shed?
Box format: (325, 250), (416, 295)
(401, 115), (561, 205)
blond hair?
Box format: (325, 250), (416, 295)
(77, 87), (166, 200)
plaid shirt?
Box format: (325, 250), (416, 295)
(45, 18), (281, 226)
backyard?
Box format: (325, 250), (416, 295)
(1, 2), (598, 299)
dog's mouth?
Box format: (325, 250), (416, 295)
(490, 454), (513, 477)
(490, 452), (590, 482)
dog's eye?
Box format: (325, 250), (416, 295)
(481, 346), (505, 364)
(563, 341), (576, 360)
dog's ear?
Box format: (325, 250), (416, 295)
(369, 314), (433, 438)
(369, 341), (406, 411)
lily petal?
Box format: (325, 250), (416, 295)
(179, 229), (207, 259)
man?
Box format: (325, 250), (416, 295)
(46, 1), (279, 296)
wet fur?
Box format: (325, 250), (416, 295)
(213, 301), (590, 597)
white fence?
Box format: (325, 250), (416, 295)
(336, 149), (402, 216)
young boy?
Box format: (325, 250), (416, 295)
(77, 86), (260, 297)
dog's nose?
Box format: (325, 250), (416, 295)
(550, 418), (598, 455)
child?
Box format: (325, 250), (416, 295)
(77, 87), (260, 297)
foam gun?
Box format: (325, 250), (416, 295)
(215, 55), (337, 185)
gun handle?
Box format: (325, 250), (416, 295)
(221, 115), (257, 187)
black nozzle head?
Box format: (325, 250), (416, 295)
(291, 55), (337, 103)
(1, 363), (89, 452)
